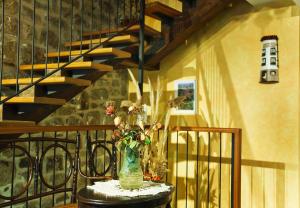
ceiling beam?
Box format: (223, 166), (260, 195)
(246, 0), (299, 6)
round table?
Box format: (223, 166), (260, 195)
(77, 183), (174, 208)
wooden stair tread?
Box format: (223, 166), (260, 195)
(83, 16), (161, 37)
(1, 97), (66, 105)
(64, 35), (138, 47)
(20, 61), (113, 72)
(0, 120), (36, 126)
(146, 0), (182, 17)
(2, 77), (91, 86)
(47, 48), (131, 59)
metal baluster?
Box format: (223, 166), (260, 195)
(98, 0), (103, 44)
(45, 0), (49, 75)
(116, 0), (120, 30)
(219, 133), (222, 208)
(64, 131), (69, 205)
(10, 144), (16, 208)
(68, 0), (74, 62)
(104, 129), (107, 175)
(57, 0), (62, 68)
(16, 0), (21, 93)
(39, 132), (45, 208)
(123, 0), (126, 24)
(87, 131), (94, 177)
(112, 137), (118, 179)
(85, 132), (88, 186)
(34, 140), (39, 196)
(52, 132), (57, 207)
(0, 0), (4, 97)
(107, 2), (111, 36)
(207, 132), (211, 208)
(175, 130), (179, 208)
(135, 0), (138, 20)
(95, 130), (98, 172)
(26, 137), (31, 208)
(196, 132), (199, 208)
(186, 131), (188, 208)
(80, 0), (84, 55)
(71, 132), (80, 203)
(138, 0), (145, 94)
(129, 0), (132, 21)
(230, 133), (234, 208)
(31, 0), (36, 82)
(166, 131), (169, 182)
(90, 0), (94, 48)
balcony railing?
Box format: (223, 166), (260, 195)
(0, 125), (241, 208)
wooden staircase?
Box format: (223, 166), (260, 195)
(0, 0), (183, 125)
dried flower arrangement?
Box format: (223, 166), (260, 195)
(105, 69), (186, 181)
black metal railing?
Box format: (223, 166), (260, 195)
(165, 126), (241, 208)
(0, 125), (241, 208)
(0, 125), (117, 208)
(0, 0), (142, 104)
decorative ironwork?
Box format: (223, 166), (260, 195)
(39, 143), (73, 190)
(0, 145), (34, 200)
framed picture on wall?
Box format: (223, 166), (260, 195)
(173, 80), (197, 115)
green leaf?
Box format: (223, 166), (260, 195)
(145, 136), (151, 145)
(129, 140), (138, 149)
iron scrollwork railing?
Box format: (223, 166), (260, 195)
(0, 125), (241, 208)
(0, 0), (142, 104)
(0, 135), (79, 207)
(0, 125), (117, 208)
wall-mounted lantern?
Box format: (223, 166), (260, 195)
(260, 35), (279, 83)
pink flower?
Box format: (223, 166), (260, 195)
(105, 105), (115, 116)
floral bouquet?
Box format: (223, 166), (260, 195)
(105, 70), (186, 187)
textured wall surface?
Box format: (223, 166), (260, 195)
(130, 3), (300, 208)
(41, 70), (128, 126)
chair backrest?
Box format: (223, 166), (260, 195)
(0, 134), (80, 208)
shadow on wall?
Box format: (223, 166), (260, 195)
(166, 129), (286, 207)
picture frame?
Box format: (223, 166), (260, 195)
(173, 80), (197, 115)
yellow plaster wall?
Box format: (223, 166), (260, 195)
(129, 4), (300, 208)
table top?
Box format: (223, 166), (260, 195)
(77, 182), (174, 208)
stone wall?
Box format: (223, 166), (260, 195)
(0, 0), (132, 207)
(0, 69), (129, 208)
(45, 69), (128, 206)
(0, 0), (121, 80)
(41, 70), (128, 126)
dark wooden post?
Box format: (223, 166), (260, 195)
(138, 0), (145, 95)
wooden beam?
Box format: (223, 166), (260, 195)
(1, 97), (66, 105)
(47, 48), (131, 59)
(146, 0), (234, 66)
(20, 61), (113, 72)
(1, 77), (91, 87)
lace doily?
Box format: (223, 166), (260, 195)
(87, 180), (171, 197)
